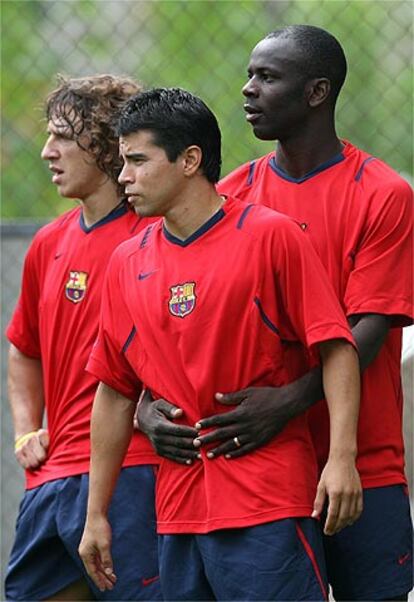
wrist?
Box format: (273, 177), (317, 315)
(14, 430), (40, 452)
(327, 447), (357, 462)
(86, 508), (109, 522)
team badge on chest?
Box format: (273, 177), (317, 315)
(169, 282), (196, 318)
(65, 271), (88, 304)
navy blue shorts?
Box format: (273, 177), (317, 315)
(5, 465), (162, 601)
(323, 484), (413, 601)
(159, 517), (328, 601)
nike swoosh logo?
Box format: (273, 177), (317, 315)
(398, 552), (410, 565)
(142, 575), (159, 586)
(137, 271), (156, 280)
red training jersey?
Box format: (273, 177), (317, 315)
(218, 141), (414, 488)
(7, 203), (158, 490)
(87, 196), (355, 533)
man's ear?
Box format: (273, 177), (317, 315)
(182, 145), (202, 176)
(306, 77), (331, 107)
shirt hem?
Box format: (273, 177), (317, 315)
(360, 474), (407, 489)
(157, 506), (313, 534)
(25, 452), (159, 490)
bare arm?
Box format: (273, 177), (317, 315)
(79, 382), (136, 592)
(312, 339), (362, 535)
(8, 343), (48, 469)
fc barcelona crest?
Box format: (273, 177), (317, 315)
(65, 271), (88, 304)
(169, 282), (196, 318)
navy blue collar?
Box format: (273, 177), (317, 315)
(269, 151), (345, 184)
(163, 208), (225, 247)
(79, 201), (128, 233)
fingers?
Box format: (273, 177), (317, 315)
(195, 408), (240, 430)
(323, 489), (363, 535)
(155, 398), (184, 420)
(15, 430), (49, 469)
(194, 432), (259, 460)
(215, 390), (249, 406)
(323, 492), (341, 535)
(81, 547), (116, 592)
(312, 482), (327, 521)
(140, 388), (154, 403)
(194, 424), (239, 447)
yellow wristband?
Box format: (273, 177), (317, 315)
(14, 430), (39, 452)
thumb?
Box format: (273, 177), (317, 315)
(312, 482), (326, 519)
(156, 399), (183, 419)
(37, 429), (49, 448)
(215, 390), (248, 406)
(100, 546), (115, 577)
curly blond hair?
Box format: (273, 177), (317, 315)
(45, 74), (143, 192)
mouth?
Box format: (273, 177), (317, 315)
(125, 193), (141, 205)
(243, 104), (263, 123)
(49, 165), (64, 184)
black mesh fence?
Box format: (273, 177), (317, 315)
(2, 0), (413, 219)
(1, 0), (413, 588)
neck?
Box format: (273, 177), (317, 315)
(164, 181), (224, 241)
(275, 119), (343, 180)
(80, 181), (121, 227)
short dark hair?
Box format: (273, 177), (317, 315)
(46, 74), (143, 192)
(116, 88), (222, 183)
(266, 25), (347, 103)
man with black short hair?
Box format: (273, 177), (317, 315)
(79, 87), (362, 601)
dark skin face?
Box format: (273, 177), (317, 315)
(242, 36), (310, 142)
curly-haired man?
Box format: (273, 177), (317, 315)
(5, 75), (161, 602)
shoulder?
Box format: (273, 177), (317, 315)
(28, 207), (80, 254)
(347, 142), (412, 199)
(218, 153), (272, 192)
(109, 219), (162, 263)
(230, 197), (302, 239)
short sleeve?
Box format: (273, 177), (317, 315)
(87, 250), (142, 401)
(272, 218), (355, 351)
(6, 238), (42, 358)
(344, 179), (413, 326)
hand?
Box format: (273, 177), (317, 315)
(136, 389), (199, 465)
(312, 456), (363, 535)
(193, 386), (299, 459)
(78, 514), (117, 592)
(14, 428), (49, 469)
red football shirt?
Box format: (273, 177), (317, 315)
(7, 203), (158, 490)
(218, 141), (413, 488)
(87, 196), (355, 533)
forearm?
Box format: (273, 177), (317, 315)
(87, 382), (136, 517)
(283, 365), (323, 415)
(320, 340), (360, 458)
(348, 313), (390, 371)
(8, 344), (44, 437)
(277, 314), (389, 420)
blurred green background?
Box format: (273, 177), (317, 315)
(2, 0), (413, 219)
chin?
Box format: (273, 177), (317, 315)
(133, 206), (157, 218)
(252, 126), (278, 141)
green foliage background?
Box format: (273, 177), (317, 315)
(2, 0), (412, 219)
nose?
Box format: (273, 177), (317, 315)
(242, 77), (258, 98)
(41, 136), (59, 160)
(118, 163), (133, 185)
